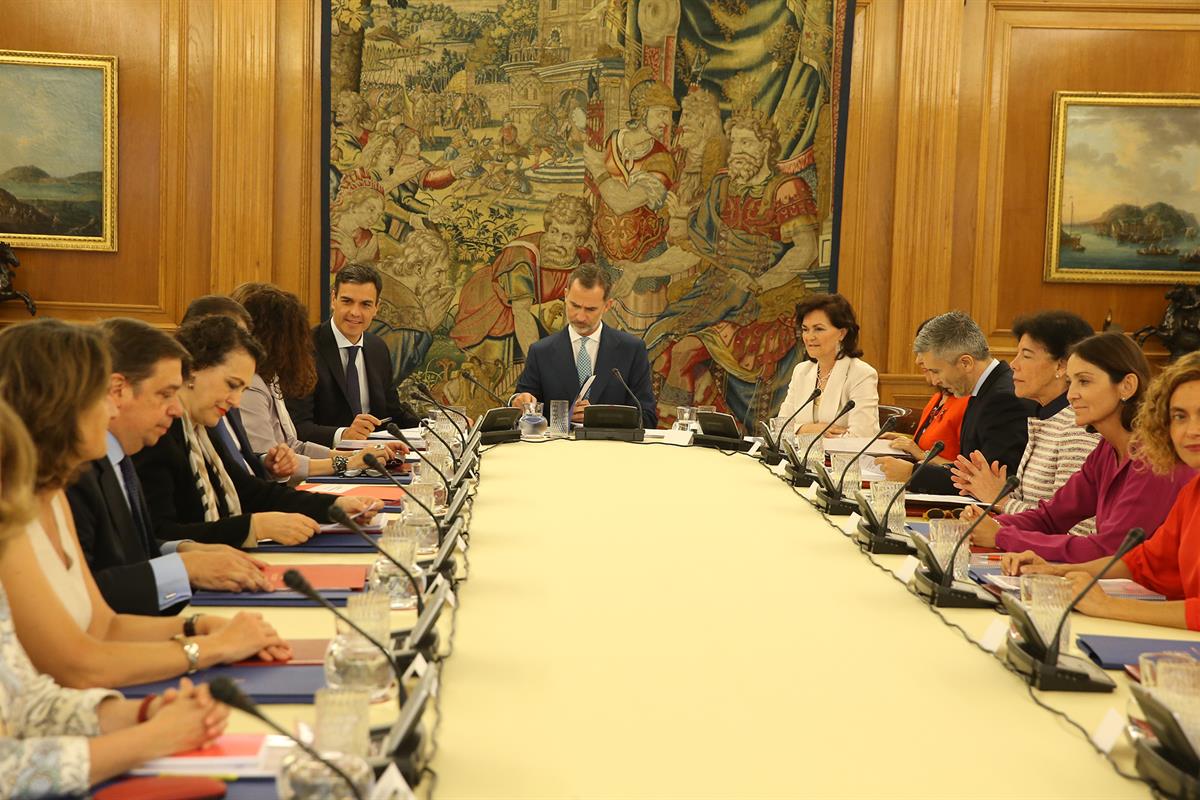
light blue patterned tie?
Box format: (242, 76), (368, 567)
(575, 336), (592, 390)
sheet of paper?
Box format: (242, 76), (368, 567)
(822, 437), (906, 457)
(1090, 708), (1125, 754)
(896, 555), (920, 583)
(980, 618), (1008, 653)
(905, 493), (983, 506)
(575, 373), (596, 402)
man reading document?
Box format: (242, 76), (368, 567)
(511, 265), (657, 428)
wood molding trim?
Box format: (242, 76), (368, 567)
(210, 0), (277, 293)
(885, 0), (966, 374)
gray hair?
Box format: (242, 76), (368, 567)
(912, 310), (990, 361)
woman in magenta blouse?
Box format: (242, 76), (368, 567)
(961, 333), (1194, 561)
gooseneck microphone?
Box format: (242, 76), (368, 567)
(363, 452), (443, 538)
(759, 387), (821, 460)
(328, 505), (424, 616)
(211, 677), (366, 800)
(799, 399), (855, 476)
(385, 424), (452, 502)
(461, 370), (507, 406)
(415, 381), (467, 439)
(835, 416), (899, 496)
(878, 440), (945, 536)
(1044, 527), (1146, 666)
(609, 367), (644, 428)
(282, 569), (408, 707)
(939, 475), (1020, 590)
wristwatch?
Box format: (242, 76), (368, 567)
(172, 634), (200, 674)
(183, 613), (201, 638)
(332, 454), (349, 476)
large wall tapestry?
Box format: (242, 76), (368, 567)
(325, 0), (854, 426)
(1045, 91), (1200, 285)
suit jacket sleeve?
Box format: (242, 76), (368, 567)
(64, 474), (162, 616)
(226, 461), (337, 522)
(973, 390), (1032, 475)
(240, 381), (282, 455)
(134, 430), (255, 548)
(285, 393), (339, 448)
(627, 342), (657, 428)
(515, 345), (544, 400)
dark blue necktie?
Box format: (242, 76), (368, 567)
(117, 456), (155, 556)
(345, 345), (363, 415)
(212, 418), (253, 474)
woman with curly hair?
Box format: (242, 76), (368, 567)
(235, 284), (397, 483)
(1003, 351), (1200, 630)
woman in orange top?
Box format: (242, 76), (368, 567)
(1003, 352), (1200, 630)
(880, 347), (970, 476)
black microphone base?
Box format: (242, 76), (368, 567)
(480, 429), (522, 445)
(574, 427), (645, 442)
(693, 433), (753, 451)
(760, 448), (784, 466)
(814, 487), (858, 516)
(853, 520), (916, 555)
(911, 566), (999, 609)
(785, 463), (817, 487)
(1135, 736), (1200, 798)
(1004, 636), (1116, 692)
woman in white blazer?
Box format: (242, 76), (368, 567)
(778, 293), (880, 438)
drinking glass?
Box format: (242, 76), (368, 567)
(1139, 651), (1198, 689)
(324, 592), (393, 701)
(519, 401), (547, 439)
(548, 400), (570, 438)
(278, 688), (373, 799)
(1019, 574), (1074, 650)
(792, 433), (822, 471)
(1156, 658), (1200, 753)
(674, 406), (698, 431)
(368, 526), (421, 610)
(829, 452), (861, 491)
(404, 506), (440, 558)
(869, 481), (906, 530)
(928, 518), (970, 581)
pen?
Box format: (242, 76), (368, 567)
(376, 417), (392, 426)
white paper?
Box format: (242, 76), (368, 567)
(371, 763), (417, 800)
(403, 652), (428, 681)
(896, 555), (920, 583)
(980, 618), (1008, 654)
(575, 374), (596, 402)
(821, 437), (906, 457)
(842, 512), (862, 535)
(747, 440), (763, 457)
(905, 493), (984, 506)
(1090, 708), (1125, 754)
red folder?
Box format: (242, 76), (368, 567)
(240, 638), (330, 667)
(297, 482), (406, 501)
(262, 564), (368, 591)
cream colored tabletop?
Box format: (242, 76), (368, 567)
(426, 439), (1189, 799)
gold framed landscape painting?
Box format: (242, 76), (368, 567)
(1045, 92), (1200, 284)
(0, 49), (117, 251)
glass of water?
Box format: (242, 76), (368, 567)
(829, 452), (861, 491)
(1139, 651), (1198, 689)
(869, 480), (906, 530)
(369, 526), (421, 610)
(674, 406), (697, 431)
(1019, 574), (1074, 650)
(548, 400), (570, 438)
(929, 518), (970, 581)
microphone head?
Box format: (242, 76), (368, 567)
(842, 399), (856, 413)
(362, 452), (385, 472)
(610, 367), (621, 377)
(881, 415), (899, 432)
(282, 568), (315, 596)
(811, 386), (822, 398)
(1001, 475), (1020, 497)
(386, 423), (410, 444)
(210, 677), (256, 714)
(927, 440), (945, 458)
(1125, 527), (1147, 548)
(414, 381), (433, 396)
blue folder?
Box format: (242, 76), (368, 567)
(1076, 634), (1200, 669)
(304, 474), (412, 485)
(188, 588), (358, 607)
(256, 533), (377, 553)
(968, 564), (1003, 584)
(122, 664), (327, 703)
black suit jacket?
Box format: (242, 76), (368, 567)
(66, 457), (185, 616)
(133, 418), (337, 547)
(285, 321), (421, 447)
(515, 326), (657, 428)
(909, 360), (1035, 495)
(211, 408), (268, 479)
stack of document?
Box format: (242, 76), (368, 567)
(978, 571), (1166, 600)
(822, 437), (907, 457)
(131, 734), (283, 777)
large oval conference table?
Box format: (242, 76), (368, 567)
(221, 437), (1199, 798)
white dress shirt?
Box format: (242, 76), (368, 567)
(330, 319), (372, 445)
(971, 358), (1000, 397)
(568, 322), (602, 380)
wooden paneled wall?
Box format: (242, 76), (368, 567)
(0, 0), (322, 329)
(839, 0), (1200, 412)
(6, 0), (1198, 409)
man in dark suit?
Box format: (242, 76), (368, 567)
(286, 263), (421, 447)
(887, 311), (1035, 495)
(66, 318), (271, 617)
(512, 264), (657, 428)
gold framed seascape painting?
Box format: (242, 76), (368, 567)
(0, 49), (117, 251)
(1045, 91), (1200, 284)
